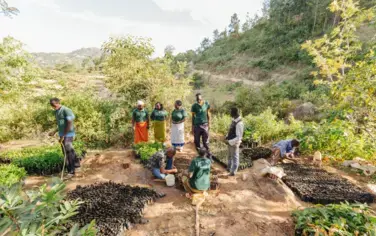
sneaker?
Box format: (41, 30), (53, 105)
(229, 173), (235, 176)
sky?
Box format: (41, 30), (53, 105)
(0, 0), (264, 56)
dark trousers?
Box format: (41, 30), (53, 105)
(193, 124), (211, 157)
(61, 137), (78, 174)
(166, 158), (173, 170)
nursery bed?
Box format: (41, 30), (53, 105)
(280, 163), (374, 204)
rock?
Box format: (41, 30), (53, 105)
(293, 102), (316, 120)
(242, 173), (248, 181)
(122, 163), (130, 169)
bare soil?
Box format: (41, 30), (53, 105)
(24, 142), (302, 236)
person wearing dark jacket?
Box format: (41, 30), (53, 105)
(225, 107), (244, 176)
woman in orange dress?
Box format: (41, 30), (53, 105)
(132, 100), (149, 144)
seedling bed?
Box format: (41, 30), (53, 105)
(242, 147), (272, 161)
(67, 182), (164, 236)
(280, 163), (374, 204)
(213, 150), (253, 170)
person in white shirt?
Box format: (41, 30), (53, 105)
(225, 107), (244, 176)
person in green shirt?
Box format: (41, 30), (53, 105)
(150, 102), (168, 143)
(50, 97), (79, 177)
(132, 100), (149, 144)
(171, 100), (188, 151)
(183, 148), (211, 196)
(191, 93), (213, 160)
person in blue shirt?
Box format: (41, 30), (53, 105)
(269, 139), (300, 165)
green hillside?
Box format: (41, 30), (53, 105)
(194, 0), (375, 74)
(32, 47), (103, 72)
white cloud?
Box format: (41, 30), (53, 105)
(1, 0), (264, 55)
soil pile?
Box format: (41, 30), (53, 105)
(281, 163), (374, 204)
(67, 182), (164, 235)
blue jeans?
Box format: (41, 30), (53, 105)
(153, 158), (173, 179)
(152, 168), (166, 179)
(228, 144), (240, 174)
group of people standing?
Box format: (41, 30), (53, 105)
(49, 94), (299, 189)
(132, 93), (214, 156)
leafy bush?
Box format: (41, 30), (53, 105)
(293, 202), (376, 235)
(211, 114), (232, 135)
(191, 72), (205, 89)
(243, 108), (302, 144)
(296, 120), (376, 160)
(0, 164), (26, 187)
(0, 180), (97, 235)
(133, 142), (164, 161)
(1, 144), (86, 175)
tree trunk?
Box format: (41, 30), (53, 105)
(312, 0), (319, 34)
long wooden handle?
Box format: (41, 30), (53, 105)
(195, 196), (206, 236)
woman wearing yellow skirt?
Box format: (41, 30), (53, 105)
(151, 102), (168, 143)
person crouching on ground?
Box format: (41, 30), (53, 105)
(269, 139), (300, 166)
(132, 100), (149, 144)
(148, 148), (178, 179)
(50, 97), (79, 177)
(183, 148), (211, 197)
(225, 107), (244, 176)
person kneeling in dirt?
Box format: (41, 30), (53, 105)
(269, 139), (300, 166)
(183, 148), (211, 197)
(148, 148), (178, 179)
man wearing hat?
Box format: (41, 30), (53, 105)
(132, 100), (150, 144)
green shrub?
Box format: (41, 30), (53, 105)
(191, 72), (205, 89)
(296, 120), (376, 160)
(211, 114), (232, 135)
(133, 142), (164, 161)
(293, 202), (376, 235)
(243, 108), (302, 144)
(0, 164), (26, 187)
(1, 144), (86, 175)
(0, 180), (97, 235)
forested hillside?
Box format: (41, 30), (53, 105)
(194, 0), (376, 73)
(32, 47), (103, 73)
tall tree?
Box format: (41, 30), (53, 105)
(219, 27), (228, 39)
(242, 12), (252, 31)
(0, 0), (19, 17)
(213, 29), (220, 41)
(102, 36), (190, 108)
(229, 13), (240, 35)
(199, 38), (211, 52)
(164, 45), (175, 57)
(302, 0), (376, 137)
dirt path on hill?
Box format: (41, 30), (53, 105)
(24, 142), (304, 236)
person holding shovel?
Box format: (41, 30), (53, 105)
(50, 98), (79, 177)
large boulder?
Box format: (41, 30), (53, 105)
(293, 102), (316, 120)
